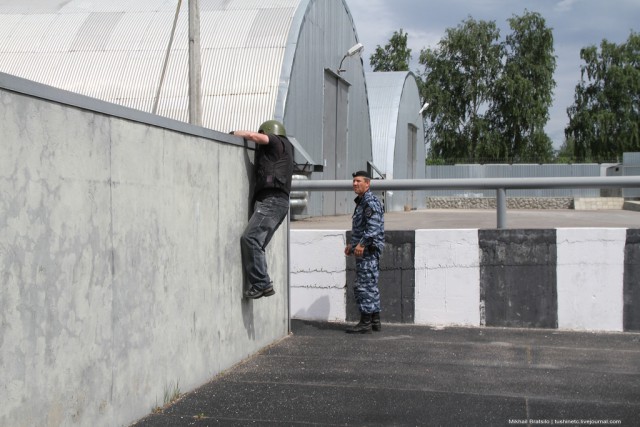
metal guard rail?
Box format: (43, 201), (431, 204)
(291, 176), (640, 229)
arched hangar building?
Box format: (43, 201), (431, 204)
(0, 0), (375, 217)
(367, 71), (426, 211)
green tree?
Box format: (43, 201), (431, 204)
(556, 137), (577, 163)
(565, 32), (640, 162)
(369, 29), (412, 72)
(490, 11), (556, 162)
(418, 18), (502, 162)
(417, 12), (557, 164)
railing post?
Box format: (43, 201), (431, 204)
(496, 188), (507, 229)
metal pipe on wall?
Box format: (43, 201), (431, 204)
(292, 176), (640, 191)
(153, 0), (182, 115)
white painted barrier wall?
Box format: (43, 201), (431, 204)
(556, 228), (626, 331)
(290, 230), (347, 321)
(414, 229), (480, 326)
(290, 228), (634, 332)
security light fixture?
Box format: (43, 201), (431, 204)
(418, 102), (429, 116)
(337, 43), (364, 74)
(347, 42), (364, 57)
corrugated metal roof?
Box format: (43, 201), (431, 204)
(367, 72), (406, 175)
(0, 0), (298, 131)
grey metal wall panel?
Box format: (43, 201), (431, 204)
(623, 152), (640, 165)
(623, 152), (640, 197)
(426, 164), (606, 198)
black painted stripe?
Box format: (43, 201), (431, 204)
(346, 231), (415, 323)
(624, 229), (640, 331)
(479, 229), (558, 329)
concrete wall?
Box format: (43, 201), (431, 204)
(291, 229), (640, 332)
(426, 197), (574, 209)
(574, 197), (625, 210)
(0, 75), (289, 427)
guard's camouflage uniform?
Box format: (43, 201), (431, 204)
(350, 189), (385, 314)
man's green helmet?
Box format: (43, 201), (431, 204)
(258, 120), (287, 136)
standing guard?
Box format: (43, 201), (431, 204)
(344, 170), (385, 333)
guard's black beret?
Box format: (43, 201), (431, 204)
(352, 170), (371, 179)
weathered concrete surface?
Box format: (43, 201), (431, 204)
(480, 229), (558, 329)
(290, 230), (347, 321)
(0, 76), (289, 427)
(415, 229), (480, 326)
(346, 230), (415, 323)
(291, 228), (639, 332)
(625, 229), (640, 331)
(557, 228), (626, 332)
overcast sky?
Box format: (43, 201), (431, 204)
(347, 0), (640, 149)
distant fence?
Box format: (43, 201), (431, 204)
(424, 163), (621, 198)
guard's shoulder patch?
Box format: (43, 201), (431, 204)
(365, 206), (373, 218)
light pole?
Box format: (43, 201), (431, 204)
(188, 0), (202, 126)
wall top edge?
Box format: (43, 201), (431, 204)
(0, 71), (251, 150)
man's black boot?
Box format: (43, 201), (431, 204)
(371, 312), (381, 332)
(346, 313), (372, 334)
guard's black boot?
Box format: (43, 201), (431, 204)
(346, 313), (372, 334)
(371, 312), (381, 332)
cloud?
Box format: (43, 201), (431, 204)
(347, 0), (640, 148)
(555, 0), (579, 13)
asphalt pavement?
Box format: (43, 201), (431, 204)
(132, 320), (640, 427)
(131, 208), (640, 426)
